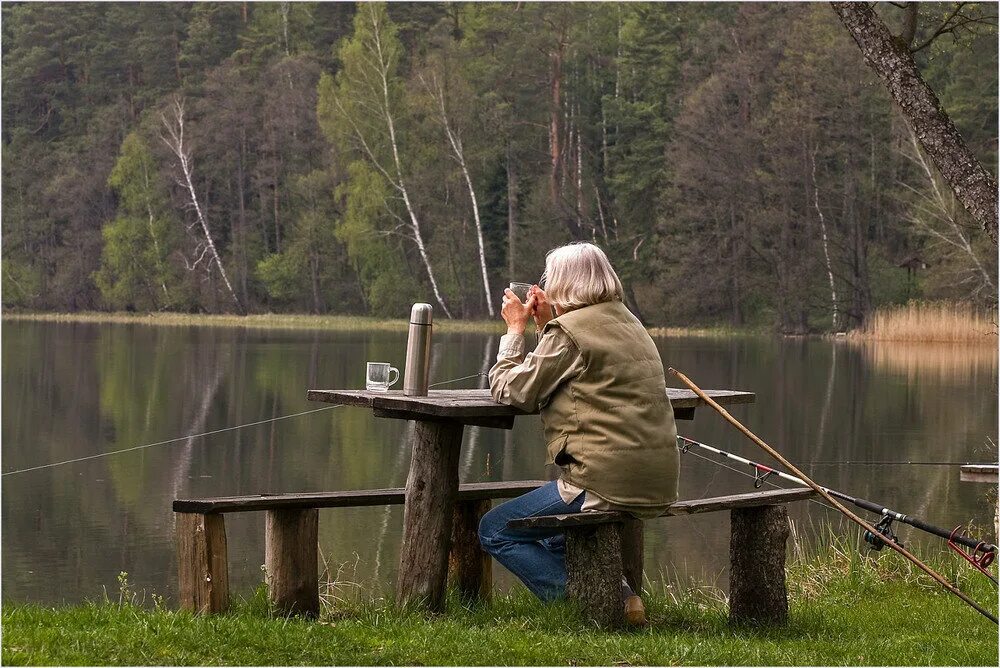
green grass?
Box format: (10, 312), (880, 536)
(3, 544), (997, 666)
(1, 310), (763, 338)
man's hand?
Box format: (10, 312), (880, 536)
(529, 285), (555, 331)
(501, 288), (535, 336)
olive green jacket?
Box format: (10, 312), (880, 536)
(490, 300), (678, 513)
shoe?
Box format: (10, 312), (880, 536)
(624, 594), (646, 626)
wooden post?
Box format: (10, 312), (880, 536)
(620, 517), (644, 594)
(729, 504), (789, 626)
(565, 522), (625, 629)
(449, 499), (492, 604)
(396, 419), (464, 611)
(265, 508), (319, 618)
(176, 512), (229, 614)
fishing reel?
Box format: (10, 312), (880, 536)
(864, 514), (902, 551)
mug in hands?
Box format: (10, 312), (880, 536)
(508, 282), (533, 303)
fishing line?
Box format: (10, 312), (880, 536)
(429, 372), (488, 387)
(2, 405), (344, 477)
(809, 461), (980, 467)
(3, 371), (490, 477)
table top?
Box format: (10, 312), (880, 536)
(306, 387), (755, 421)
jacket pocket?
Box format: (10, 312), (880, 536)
(546, 433), (579, 466)
(545, 433), (569, 465)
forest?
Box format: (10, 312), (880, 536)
(2, 1), (996, 332)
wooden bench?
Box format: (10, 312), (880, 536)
(508, 487), (817, 629)
(173, 480), (547, 617)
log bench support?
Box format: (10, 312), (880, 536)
(174, 480), (547, 616)
(174, 484), (808, 624)
(507, 487), (814, 629)
(565, 521), (626, 629)
(265, 508), (319, 618)
(729, 504), (789, 626)
(176, 512), (230, 614)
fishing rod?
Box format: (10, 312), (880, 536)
(678, 435), (998, 582)
(669, 367), (999, 625)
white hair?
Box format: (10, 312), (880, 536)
(542, 242), (624, 312)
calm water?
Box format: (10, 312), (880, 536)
(2, 320), (997, 605)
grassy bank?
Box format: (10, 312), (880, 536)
(2, 310), (752, 338)
(848, 301), (998, 343)
(0, 310), (505, 334)
(3, 545), (997, 666)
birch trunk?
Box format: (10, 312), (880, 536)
(831, 1), (998, 245)
(902, 130), (996, 295)
(426, 74), (495, 317)
(140, 152), (170, 305)
(160, 98), (244, 314)
(367, 6), (453, 318)
(811, 151), (839, 330)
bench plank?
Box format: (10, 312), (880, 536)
(173, 480), (548, 514)
(508, 487), (816, 529)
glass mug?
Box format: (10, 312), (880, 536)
(508, 282), (533, 303)
(366, 362), (399, 392)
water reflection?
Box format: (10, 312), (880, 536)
(2, 321), (996, 604)
(854, 339), (999, 383)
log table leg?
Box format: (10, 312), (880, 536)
(176, 512), (230, 614)
(729, 504), (789, 626)
(566, 522), (625, 629)
(449, 499), (493, 604)
(265, 508), (319, 618)
(396, 419), (464, 611)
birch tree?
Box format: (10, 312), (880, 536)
(318, 3), (453, 318)
(160, 97), (244, 314)
(898, 129), (997, 302)
(420, 71), (494, 316)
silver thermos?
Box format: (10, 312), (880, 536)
(404, 303), (433, 396)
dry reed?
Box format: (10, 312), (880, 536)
(848, 301), (998, 343)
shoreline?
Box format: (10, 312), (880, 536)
(4, 310), (996, 343)
(2, 310), (759, 338)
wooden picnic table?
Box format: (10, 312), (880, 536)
(306, 386), (755, 611)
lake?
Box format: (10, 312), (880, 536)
(2, 319), (996, 605)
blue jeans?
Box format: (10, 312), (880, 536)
(478, 480), (585, 602)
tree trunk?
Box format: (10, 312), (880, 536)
(506, 144), (518, 282)
(367, 6), (453, 318)
(429, 74), (495, 316)
(160, 98), (244, 314)
(830, 1), (998, 245)
(549, 44), (563, 213)
(237, 131), (249, 302)
(140, 155), (170, 306)
(310, 254), (321, 314)
(811, 151), (839, 330)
